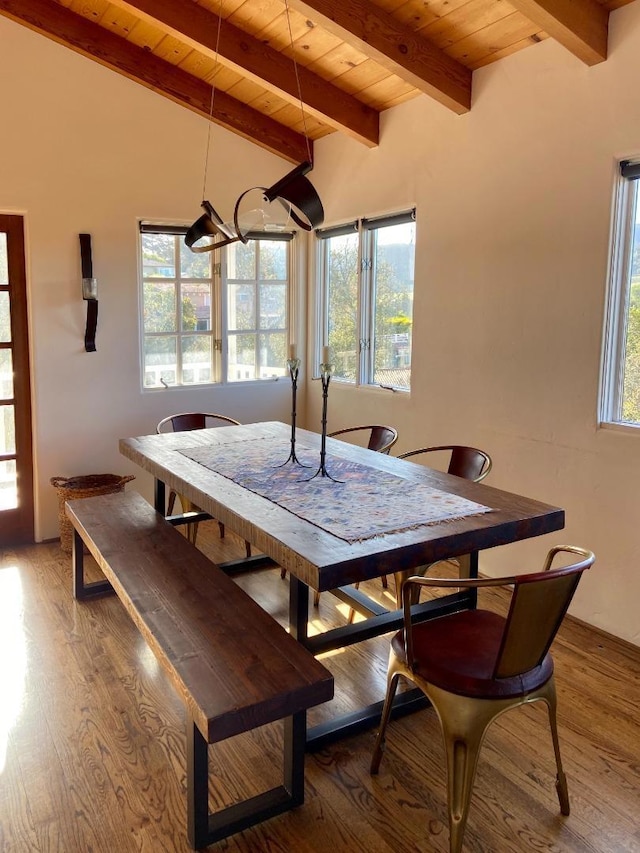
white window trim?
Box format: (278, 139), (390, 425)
(599, 162), (640, 430)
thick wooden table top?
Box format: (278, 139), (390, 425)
(120, 421), (564, 592)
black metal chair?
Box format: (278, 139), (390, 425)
(281, 424), (400, 604)
(328, 424), (399, 455)
(390, 445), (493, 607)
(156, 412), (250, 557)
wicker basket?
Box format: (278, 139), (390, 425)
(50, 473), (136, 553)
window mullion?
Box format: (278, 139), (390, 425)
(174, 235), (184, 385)
(360, 229), (373, 384)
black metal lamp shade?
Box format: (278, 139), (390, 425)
(263, 161), (324, 231)
(185, 200), (242, 253)
(185, 162), (324, 254)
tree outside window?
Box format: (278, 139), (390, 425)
(319, 212), (415, 390)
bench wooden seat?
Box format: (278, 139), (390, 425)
(66, 490), (334, 849)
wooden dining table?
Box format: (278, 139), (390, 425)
(120, 420), (564, 747)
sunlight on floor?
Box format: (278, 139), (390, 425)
(0, 566), (26, 774)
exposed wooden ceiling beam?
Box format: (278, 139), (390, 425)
(0, 0), (309, 163)
(110, 0), (379, 147)
(287, 0), (472, 114)
(508, 0), (608, 65)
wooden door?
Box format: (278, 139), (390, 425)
(0, 214), (34, 544)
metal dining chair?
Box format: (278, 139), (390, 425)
(350, 445), (493, 619)
(156, 412), (251, 556)
(280, 424), (399, 603)
(371, 545), (595, 853)
(328, 424), (399, 455)
(389, 445), (493, 608)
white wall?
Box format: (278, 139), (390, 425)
(308, 3), (640, 645)
(0, 17), (301, 540)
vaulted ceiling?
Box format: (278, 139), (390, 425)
(0, 0), (629, 163)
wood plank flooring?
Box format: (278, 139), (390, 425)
(1, 524), (639, 852)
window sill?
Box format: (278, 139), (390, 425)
(312, 378), (410, 396)
(598, 420), (640, 435)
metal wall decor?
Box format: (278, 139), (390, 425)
(79, 233), (98, 352)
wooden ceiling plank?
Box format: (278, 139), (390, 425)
(446, 11), (542, 65)
(151, 32), (194, 65)
(471, 32), (549, 69)
(305, 41), (370, 83)
(107, 0), (380, 146)
(0, 0), (309, 162)
(425, 0), (518, 49)
(227, 0), (284, 34)
(287, 0), (472, 113)
(507, 0), (608, 64)
(97, 4), (139, 39)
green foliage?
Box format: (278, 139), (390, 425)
(623, 282), (640, 422)
(325, 233), (414, 385)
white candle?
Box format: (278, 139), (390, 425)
(289, 343), (297, 360)
(322, 345), (330, 364)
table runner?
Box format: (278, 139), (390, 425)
(180, 436), (491, 543)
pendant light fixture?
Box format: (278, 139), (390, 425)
(185, 0), (324, 254)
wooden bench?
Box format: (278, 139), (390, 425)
(66, 490), (334, 850)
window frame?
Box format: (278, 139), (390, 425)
(139, 222), (295, 390)
(315, 209), (416, 391)
(600, 162), (640, 430)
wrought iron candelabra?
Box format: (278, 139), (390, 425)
(276, 356), (310, 468)
(304, 359), (342, 482)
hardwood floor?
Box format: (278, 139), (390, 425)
(1, 526), (639, 852)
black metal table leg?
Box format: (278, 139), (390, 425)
(72, 528), (113, 600)
(293, 553), (481, 749)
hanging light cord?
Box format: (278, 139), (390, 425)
(202, 0), (225, 200)
(284, 0), (312, 164)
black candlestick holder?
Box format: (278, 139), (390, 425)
(275, 357), (310, 468)
(303, 361), (343, 483)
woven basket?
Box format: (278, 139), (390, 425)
(50, 473), (136, 553)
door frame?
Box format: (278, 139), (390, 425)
(0, 213), (34, 544)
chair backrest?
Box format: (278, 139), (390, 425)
(399, 445), (492, 482)
(402, 546), (594, 678)
(328, 424), (399, 455)
(156, 412), (241, 434)
(495, 547), (594, 677)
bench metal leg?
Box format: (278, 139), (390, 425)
(186, 711), (307, 850)
(72, 529), (114, 600)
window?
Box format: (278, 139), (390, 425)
(140, 224), (292, 388)
(226, 238), (290, 382)
(601, 161), (640, 427)
(317, 210), (415, 390)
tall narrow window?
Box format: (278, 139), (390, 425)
(318, 211), (415, 390)
(365, 214), (415, 390)
(226, 236), (291, 382)
(318, 223), (359, 382)
(601, 161), (640, 427)
(141, 226), (215, 388)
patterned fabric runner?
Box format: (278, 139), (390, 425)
(180, 436), (491, 543)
